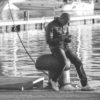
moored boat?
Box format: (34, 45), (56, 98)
(0, 76), (44, 91)
(61, 0), (94, 15)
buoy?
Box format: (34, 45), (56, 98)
(35, 54), (71, 87)
(35, 54), (63, 71)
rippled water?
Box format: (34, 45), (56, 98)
(70, 24), (100, 87)
(0, 30), (49, 76)
(0, 24), (100, 87)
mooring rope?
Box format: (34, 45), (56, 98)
(7, 0), (48, 76)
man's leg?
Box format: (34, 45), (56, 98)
(50, 48), (70, 81)
(65, 48), (88, 86)
(49, 48), (77, 91)
(65, 48), (94, 90)
(46, 48), (68, 91)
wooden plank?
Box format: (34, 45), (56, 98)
(71, 15), (100, 21)
(0, 89), (100, 100)
(0, 17), (53, 26)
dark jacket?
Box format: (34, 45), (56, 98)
(45, 18), (71, 48)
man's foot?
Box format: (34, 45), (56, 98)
(50, 79), (59, 91)
(61, 84), (80, 91)
(81, 84), (94, 91)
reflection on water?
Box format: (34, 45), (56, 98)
(77, 25), (100, 81)
(0, 24), (100, 87)
(0, 30), (50, 76)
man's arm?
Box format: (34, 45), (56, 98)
(45, 24), (62, 45)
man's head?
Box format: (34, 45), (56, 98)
(58, 13), (70, 26)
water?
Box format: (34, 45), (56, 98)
(0, 30), (50, 76)
(0, 23), (100, 87)
(78, 25), (100, 79)
(70, 24), (100, 87)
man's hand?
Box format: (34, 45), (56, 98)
(64, 35), (72, 43)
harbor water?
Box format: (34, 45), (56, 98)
(0, 23), (100, 87)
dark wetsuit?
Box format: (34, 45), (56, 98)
(45, 18), (88, 87)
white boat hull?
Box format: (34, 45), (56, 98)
(62, 1), (94, 15)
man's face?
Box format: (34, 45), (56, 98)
(59, 18), (69, 26)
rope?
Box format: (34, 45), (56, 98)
(7, 0), (48, 76)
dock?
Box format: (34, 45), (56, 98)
(0, 76), (99, 100)
(0, 14), (100, 33)
(0, 89), (100, 100)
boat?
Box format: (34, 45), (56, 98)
(61, 0), (94, 15)
(13, 0), (94, 16)
(0, 76), (44, 91)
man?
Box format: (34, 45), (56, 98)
(45, 13), (93, 91)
